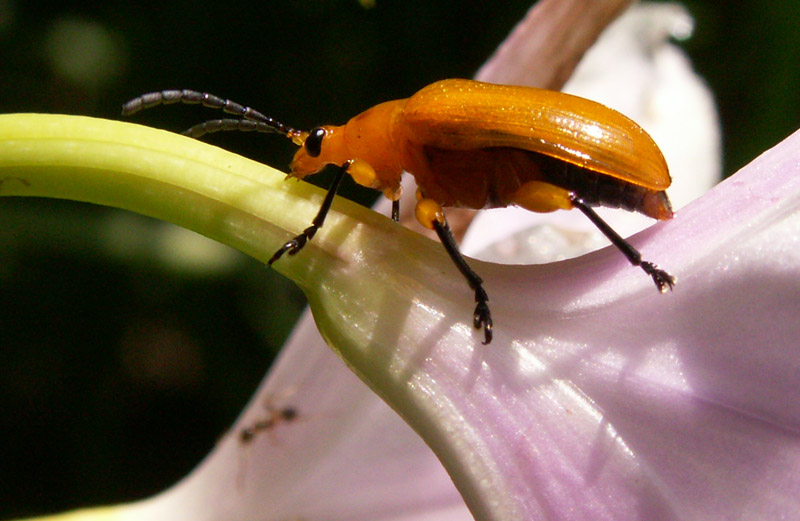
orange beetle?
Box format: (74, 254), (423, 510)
(123, 79), (676, 344)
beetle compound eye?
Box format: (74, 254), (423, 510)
(305, 127), (326, 157)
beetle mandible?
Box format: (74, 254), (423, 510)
(123, 79), (676, 345)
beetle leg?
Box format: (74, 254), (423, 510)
(512, 180), (574, 213)
(380, 185), (402, 223)
(347, 159), (378, 188)
(431, 219), (493, 344)
(268, 160), (351, 265)
(570, 195), (676, 292)
(415, 196), (492, 344)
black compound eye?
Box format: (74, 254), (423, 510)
(305, 127), (326, 157)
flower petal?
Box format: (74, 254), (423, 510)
(0, 113), (475, 521)
(121, 310), (470, 521)
(424, 129), (800, 519)
(10, 4), (795, 521)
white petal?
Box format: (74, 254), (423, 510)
(464, 3), (721, 261)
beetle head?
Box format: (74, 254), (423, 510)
(289, 125), (347, 180)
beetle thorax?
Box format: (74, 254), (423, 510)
(342, 100), (406, 192)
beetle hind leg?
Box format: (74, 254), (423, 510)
(571, 195), (676, 292)
(640, 261), (677, 293)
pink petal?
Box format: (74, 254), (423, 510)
(453, 128), (800, 519)
(134, 311), (471, 521)
(123, 5), (785, 521)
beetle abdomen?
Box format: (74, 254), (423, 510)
(537, 152), (673, 220)
(412, 146), (672, 220)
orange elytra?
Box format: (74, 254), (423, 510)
(123, 79), (676, 345)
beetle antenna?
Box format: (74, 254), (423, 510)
(121, 90), (302, 140)
(181, 118), (293, 140)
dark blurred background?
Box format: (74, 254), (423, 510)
(0, 0), (797, 518)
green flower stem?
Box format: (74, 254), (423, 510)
(0, 114), (380, 284)
(0, 113), (492, 514)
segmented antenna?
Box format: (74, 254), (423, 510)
(121, 89), (302, 141)
(181, 118), (288, 139)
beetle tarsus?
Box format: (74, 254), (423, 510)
(473, 288), (493, 345)
(268, 226), (317, 265)
(641, 261), (676, 293)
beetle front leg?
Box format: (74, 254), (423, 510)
(268, 160), (351, 266)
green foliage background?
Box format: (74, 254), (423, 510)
(0, 0), (797, 517)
